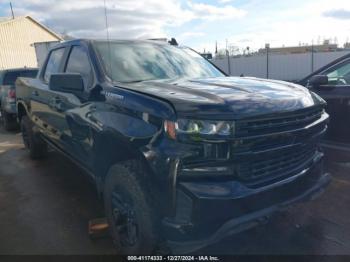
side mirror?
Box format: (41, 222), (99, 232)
(308, 75), (328, 88)
(49, 73), (84, 93)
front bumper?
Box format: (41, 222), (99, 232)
(162, 152), (330, 254)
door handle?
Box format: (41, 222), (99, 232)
(32, 90), (39, 96)
(51, 97), (62, 104)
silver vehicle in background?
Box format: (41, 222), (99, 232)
(0, 68), (38, 130)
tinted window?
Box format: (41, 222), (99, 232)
(65, 46), (93, 88)
(44, 48), (65, 83)
(93, 41), (223, 83)
(325, 59), (350, 85)
(3, 70), (38, 85)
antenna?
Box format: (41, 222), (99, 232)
(10, 2), (14, 19)
(103, 0), (112, 73)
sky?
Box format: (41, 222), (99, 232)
(1, 0), (350, 53)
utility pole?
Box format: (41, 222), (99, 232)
(265, 43), (270, 79)
(10, 2), (15, 19)
(226, 39), (231, 75)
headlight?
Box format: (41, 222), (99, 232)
(164, 119), (235, 140)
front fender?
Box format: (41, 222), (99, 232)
(66, 100), (170, 183)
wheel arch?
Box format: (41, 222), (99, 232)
(92, 129), (159, 197)
(17, 101), (28, 122)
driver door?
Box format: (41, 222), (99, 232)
(54, 45), (94, 167)
(309, 58), (350, 144)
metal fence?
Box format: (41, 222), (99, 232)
(212, 50), (350, 82)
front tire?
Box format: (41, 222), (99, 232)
(21, 115), (47, 159)
(104, 161), (160, 254)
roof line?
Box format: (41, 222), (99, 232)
(0, 15), (63, 41)
(24, 16), (63, 40)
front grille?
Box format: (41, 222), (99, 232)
(236, 146), (316, 185)
(236, 106), (324, 137)
(178, 106), (327, 186)
(233, 105), (327, 186)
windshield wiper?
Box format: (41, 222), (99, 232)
(122, 78), (158, 83)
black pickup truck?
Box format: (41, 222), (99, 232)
(16, 39), (331, 254)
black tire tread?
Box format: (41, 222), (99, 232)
(104, 160), (160, 254)
(21, 115), (48, 159)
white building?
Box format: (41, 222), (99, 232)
(0, 15), (62, 70)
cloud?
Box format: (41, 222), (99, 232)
(189, 3), (246, 20)
(12, 0), (245, 39)
(13, 0), (193, 38)
(196, 0), (350, 54)
(323, 9), (350, 20)
(178, 31), (205, 41)
(218, 0), (233, 3)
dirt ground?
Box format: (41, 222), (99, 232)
(0, 126), (349, 255)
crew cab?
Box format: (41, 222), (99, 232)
(16, 39), (331, 254)
(0, 68), (38, 130)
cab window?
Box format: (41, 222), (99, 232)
(44, 48), (65, 83)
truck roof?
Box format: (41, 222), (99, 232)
(53, 38), (171, 49)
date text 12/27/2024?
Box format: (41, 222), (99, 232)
(127, 256), (220, 261)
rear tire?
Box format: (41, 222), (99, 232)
(104, 161), (160, 254)
(2, 110), (18, 131)
(21, 115), (47, 159)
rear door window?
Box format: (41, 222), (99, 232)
(44, 48), (65, 83)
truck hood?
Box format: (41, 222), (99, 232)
(122, 77), (324, 119)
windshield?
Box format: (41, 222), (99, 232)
(93, 41), (224, 83)
(3, 70), (38, 85)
